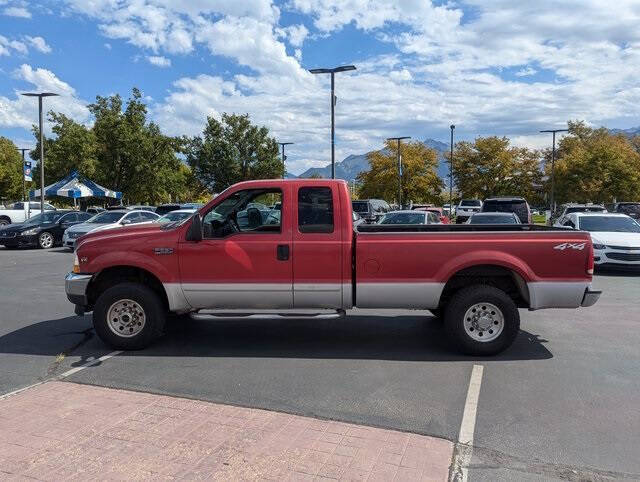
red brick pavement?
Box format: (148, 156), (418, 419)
(0, 382), (453, 481)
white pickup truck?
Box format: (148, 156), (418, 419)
(0, 201), (57, 225)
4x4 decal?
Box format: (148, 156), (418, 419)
(554, 242), (586, 251)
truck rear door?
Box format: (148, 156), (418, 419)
(292, 185), (344, 308)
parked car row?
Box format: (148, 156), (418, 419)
(63, 210), (159, 249)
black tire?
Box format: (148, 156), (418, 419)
(0, 217), (10, 226)
(93, 282), (166, 350)
(443, 285), (520, 356)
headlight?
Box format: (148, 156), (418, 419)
(21, 228), (39, 235)
(73, 253), (80, 273)
(593, 243), (606, 250)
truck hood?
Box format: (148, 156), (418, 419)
(590, 232), (640, 247)
(78, 223), (167, 246)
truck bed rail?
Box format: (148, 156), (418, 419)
(357, 224), (570, 233)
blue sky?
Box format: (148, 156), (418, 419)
(1, 0), (639, 174)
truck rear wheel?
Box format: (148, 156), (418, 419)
(93, 282), (166, 350)
(443, 285), (519, 356)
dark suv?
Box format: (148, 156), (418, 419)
(481, 197), (531, 224)
(352, 199), (391, 223)
(613, 202), (640, 221)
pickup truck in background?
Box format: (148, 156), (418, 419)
(65, 179), (601, 356)
(0, 201), (57, 225)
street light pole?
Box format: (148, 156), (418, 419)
(278, 142), (294, 179)
(540, 128), (568, 213)
(309, 65), (356, 179)
(17, 148), (30, 202)
(449, 125), (455, 212)
(21, 92), (59, 213)
(387, 136), (411, 208)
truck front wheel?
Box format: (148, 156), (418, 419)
(443, 285), (519, 356)
(93, 282), (166, 350)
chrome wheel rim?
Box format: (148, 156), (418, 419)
(463, 302), (504, 342)
(107, 299), (146, 338)
(39, 232), (53, 248)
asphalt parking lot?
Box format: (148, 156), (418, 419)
(1, 247), (639, 481)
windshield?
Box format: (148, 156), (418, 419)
(24, 212), (66, 225)
(566, 206), (605, 214)
(352, 201), (369, 213)
(470, 214), (517, 224)
(379, 212), (425, 224)
(618, 204), (640, 214)
(460, 200), (481, 207)
(579, 216), (640, 233)
(156, 211), (194, 224)
(87, 211), (124, 224)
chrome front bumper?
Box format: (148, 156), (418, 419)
(581, 287), (602, 307)
(65, 272), (93, 308)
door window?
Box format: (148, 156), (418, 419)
(139, 212), (158, 221)
(298, 187), (334, 233)
(202, 189), (282, 238)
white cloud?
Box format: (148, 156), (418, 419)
(0, 65), (90, 133)
(104, 42), (111, 50)
(515, 67), (537, 77)
(280, 24), (308, 47)
(26, 36), (52, 53)
(0, 35), (27, 56)
(3, 6), (30, 18)
(147, 55), (171, 67)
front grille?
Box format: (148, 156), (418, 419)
(0, 232), (16, 238)
(68, 232), (83, 239)
(607, 245), (640, 251)
(607, 252), (640, 261)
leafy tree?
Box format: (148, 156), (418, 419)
(550, 121), (640, 203)
(357, 141), (443, 204)
(451, 136), (543, 203)
(0, 137), (26, 201)
(30, 113), (98, 186)
(185, 113), (282, 194)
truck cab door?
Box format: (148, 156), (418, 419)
(178, 185), (293, 309)
(292, 185), (344, 308)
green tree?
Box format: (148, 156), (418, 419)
(88, 88), (183, 203)
(550, 121), (640, 203)
(185, 113), (282, 193)
(451, 136), (543, 202)
(30, 112), (98, 185)
(357, 141), (443, 204)
(0, 137), (25, 201)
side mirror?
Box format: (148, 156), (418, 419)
(121, 218), (132, 225)
(186, 214), (203, 242)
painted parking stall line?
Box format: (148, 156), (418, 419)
(0, 350), (122, 400)
(450, 364), (484, 482)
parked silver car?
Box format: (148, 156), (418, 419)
(62, 209), (159, 249)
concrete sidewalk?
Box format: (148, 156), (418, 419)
(0, 382), (453, 481)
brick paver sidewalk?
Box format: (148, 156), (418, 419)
(0, 382), (452, 481)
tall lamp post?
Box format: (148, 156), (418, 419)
(449, 125), (455, 213)
(540, 128), (568, 213)
(278, 142), (294, 179)
(309, 65), (356, 179)
(21, 92), (59, 213)
(17, 148), (30, 202)
(387, 136), (411, 208)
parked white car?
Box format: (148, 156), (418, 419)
(0, 201), (57, 226)
(557, 212), (640, 269)
(154, 208), (196, 224)
(455, 199), (482, 223)
(62, 209), (159, 249)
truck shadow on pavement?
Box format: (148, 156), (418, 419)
(0, 313), (553, 362)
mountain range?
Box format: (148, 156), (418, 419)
(293, 138), (451, 182)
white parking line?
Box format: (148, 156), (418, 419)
(450, 364), (484, 482)
(0, 350), (122, 400)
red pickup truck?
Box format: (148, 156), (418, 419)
(65, 179), (601, 355)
